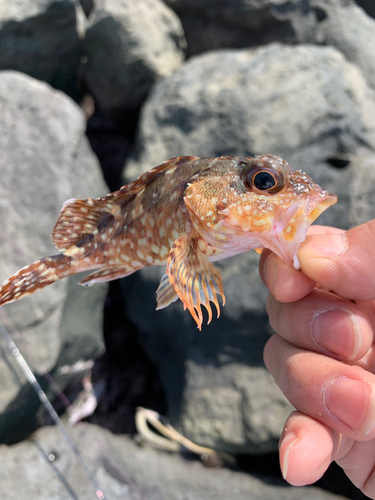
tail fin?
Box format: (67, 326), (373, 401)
(0, 254), (73, 306)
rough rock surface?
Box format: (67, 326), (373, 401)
(125, 44), (375, 180)
(164, 0), (375, 64)
(163, 0), (317, 56)
(0, 423), (347, 500)
(354, 0), (375, 18)
(1, 1), (375, 498)
(0, 71), (108, 443)
(84, 0), (186, 115)
(314, 0), (375, 92)
(122, 43), (375, 453)
(0, 0), (84, 99)
(80, 0), (94, 17)
(121, 258), (291, 454)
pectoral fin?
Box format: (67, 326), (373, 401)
(156, 274), (179, 309)
(166, 230), (225, 330)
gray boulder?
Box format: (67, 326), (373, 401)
(121, 44), (375, 453)
(0, 71), (108, 443)
(314, 0), (375, 93)
(0, 423), (348, 500)
(163, 0), (317, 56)
(126, 44), (375, 180)
(0, 0), (84, 99)
(80, 0), (94, 17)
(163, 0), (375, 74)
(84, 0), (186, 115)
(354, 0), (375, 18)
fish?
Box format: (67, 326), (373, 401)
(0, 154), (337, 329)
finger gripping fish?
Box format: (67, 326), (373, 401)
(0, 155), (337, 329)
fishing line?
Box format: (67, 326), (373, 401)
(0, 318), (107, 500)
(0, 308), (147, 500)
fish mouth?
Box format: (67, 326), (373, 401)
(258, 192), (338, 269)
(303, 193), (338, 225)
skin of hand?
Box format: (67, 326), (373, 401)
(259, 220), (375, 498)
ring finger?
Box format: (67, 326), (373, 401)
(264, 335), (375, 440)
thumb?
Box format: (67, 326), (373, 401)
(298, 220), (375, 301)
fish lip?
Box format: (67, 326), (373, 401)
(285, 190), (338, 232)
(284, 191), (338, 227)
(303, 192), (338, 223)
(258, 191), (338, 269)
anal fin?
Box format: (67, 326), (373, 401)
(79, 267), (135, 287)
(166, 230), (225, 330)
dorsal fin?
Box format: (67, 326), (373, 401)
(51, 156), (201, 251)
(51, 198), (112, 250)
(104, 156), (200, 203)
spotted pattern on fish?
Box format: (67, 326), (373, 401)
(0, 155), (337, 329)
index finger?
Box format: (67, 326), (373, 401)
(306, 225), (345, 236)
(259, 225), (344, 303)
(299, 220), (375, 301)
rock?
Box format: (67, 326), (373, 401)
(121, 44), (375, 453)
(83, 0), (186, 115)
(0, 71), (109, 443)
(0, 423), (348, 500)
(0, 0), (84, 99)
(354, 0), (375, 18)
(80, 0), (94, 17)
(126, 44), (375, 181)
(163, 0), (317, 56)
(164, 0), (375, 61)
(85, 110), (135, 191)
(121, 255), (291, 454)
(314, 0), (375, 92)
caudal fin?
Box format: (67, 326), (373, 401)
(0, 254), (73, 306)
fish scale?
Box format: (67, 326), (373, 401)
(0, 154), (337, 329)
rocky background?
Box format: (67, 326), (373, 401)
(0, 0), (374, 499)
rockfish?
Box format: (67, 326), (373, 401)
(0, 155), (337, 329)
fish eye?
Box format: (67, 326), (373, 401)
(253, 171), (276, 191)
(242, 156), (288, 195)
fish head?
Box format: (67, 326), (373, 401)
(184, 154), (337, 269)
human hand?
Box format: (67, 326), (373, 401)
(260, 221), (375, 498)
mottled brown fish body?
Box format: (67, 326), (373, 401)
(52, 156), (242, 281)
(0, 155), (337, 328)
(0, 156), (224, 304)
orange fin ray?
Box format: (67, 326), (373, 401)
(156, 274), (179, 310)
(79, 266), (136, 287)
(51, 198), (113, 250)
(166, 231), (225, 330)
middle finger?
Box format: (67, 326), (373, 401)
(267, 289), (373, 362)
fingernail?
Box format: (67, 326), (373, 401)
(311, 309), (362, 359)
(323, 377), (375, 435)
(301, 233), (348, 259)
(279, 432), (298, 481)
